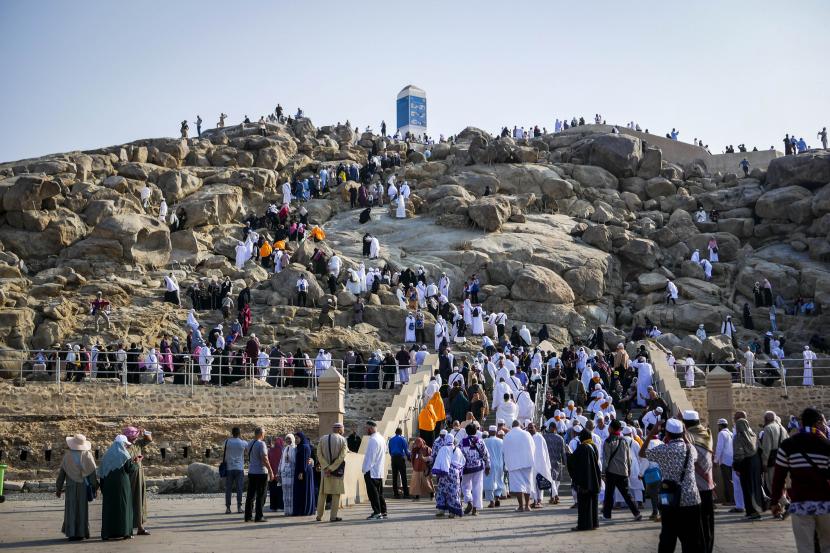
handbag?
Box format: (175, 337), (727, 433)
(218, 439), (228, 478)
(535, 473), (552, 491)
(658, 445), (691, 509)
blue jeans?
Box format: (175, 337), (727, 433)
(225, 469), (244, 508)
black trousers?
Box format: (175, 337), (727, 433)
(244, 474), (267, 521)
(364, 472), (387, 515)
(603, 473), (640, 518)
(576, 491), (599, 530)
(658, 504), (703, 553)
(391, 455), (409, 497)
(297, 291), (307, 306)
(700, 490), (715, 553)
(719, 465), (734, 504)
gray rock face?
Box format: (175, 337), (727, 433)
(766, 150), (830, 190)
(588, 134), (642, 178)
(88, 213), (171, 267)
(638, 147), (662, 179)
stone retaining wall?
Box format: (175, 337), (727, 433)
(686, 385), (830, 426)
(0, 380), (316, 417)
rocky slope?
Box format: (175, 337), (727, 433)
(1, 120), (829, 377)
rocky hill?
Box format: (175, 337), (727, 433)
(0, 119), (828, 378)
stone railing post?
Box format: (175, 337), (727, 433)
(705, 367), (734, 428)
(317, 366), (345, 436)
(706, 367), (734, 500)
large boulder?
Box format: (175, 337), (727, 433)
(617, 237), (661, 269)
(766, 150), (830, 191)
(644, 177), (677, 199)
(638, 147), (662, 179)
(755, 186), (813, 222)
(588, 134), (642, 178)
(270, 265), (325, 305)
(510, 266), (575, 304)
(1, 175), (61, 212)
(89, 213), (171, 266)
(467, 196), (511, 232)
(581, 224), (612, 252)
(638, 272), (669, 293)
(701, 335), (736, 363)
(178, 185), (242, 228)
(686, 232), (741, 262)
(562, 265), (605, 302)
(735, 260), (800, 300)
(571, 165), (619, 190)
(156, 170), (203, 203)
(187, 462), (220, 493)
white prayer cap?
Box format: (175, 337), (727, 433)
(617, 342), (624, 349)
(554, 410), (562, 417)
(488, 425), (497, 432)
(497, 419), (505, 425)
(619, 421), (627, 428)
(698, 324), (704, 328)
(114, 434), (128, 444)
(572, 425), (583, 433)
(567, 400), (575, 406)
(576, 415), (587, 426)
(439, 429), (447, 436)
(717, 418), (729, 426)
(592, 371), (600, 378)
(665, 419), (684, 434)
(655, 407), (664, 414)
(804, 345), (810, 350)
(682, 410), (700, 421)
(622, 426), (632, 436)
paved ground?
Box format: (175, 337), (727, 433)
(0, 493), (797, 553)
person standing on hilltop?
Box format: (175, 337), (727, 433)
(180, 120), (188, 139)
(819, 126), (828, 149)
(195, 115), (202, 137)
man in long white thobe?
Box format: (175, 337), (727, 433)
(369, 236), (380, 259)
(743, 346), (756, 385)
(492, 379), (510, 411)
(438, 273), (450, 298)
(714, 418), (744, 511)
(448, 367), (464, 389)
(803, 345), (816, 386)
(484, 429), (505, 506)
(396, 195), (407, 218)
(387, 181), (398, 202)
(434, 318), (446, 351)
(684, 355), (696, 388)
(404, 313), (416, 342)
(700, 259), (713, 280)
(630, 357), (653, 407)
(198, 346), (213, 383)
(234, 241), (248, 270)
(256, 349), (270, 380)
(502, 421), (536, 511)
(140, 184), (151, 208)
(281, 181), (292, 205)
(528, 423), (553, 507)
(400, 181), (411, 200)
(314, 349), (331, 378)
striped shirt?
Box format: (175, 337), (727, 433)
(771, 432), (830, 514)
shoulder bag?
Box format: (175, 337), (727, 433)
(218, 439), (228, 478)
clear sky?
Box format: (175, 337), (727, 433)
(1, 0), (828, 162)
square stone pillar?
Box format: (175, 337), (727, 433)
(706, 367), (734, 502)
(317, 366), (345, 436)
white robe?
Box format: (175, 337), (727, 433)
(519, 326), (532, 346)
(463, 299), (473, 325)
(803, 350), (816, 386)
(438, 276), (450, 298)
(281, 181), (292, 205)
(158, 200), (168, 221)
(434, 321), (446, 351)
(531, 432), (553, 490)
(632, 361), (654, 407)
(358, 264), (367, 292)
(369, 237), (380, 259)
(492, 380), (510, 411)
(396, 195), (406, 218)
(496, 401), (519, 428)
(198, 347), (213, 381)
(234, 243), (247, 269)
(396, 288), (407, 309)
(346, 269), (361, 295)
(328, 255), (341, 277)
(516, 391), (535, 423)
(503, 427), (535, 473)
(405, 315), (416, 342)
(471, 309), (485, 335)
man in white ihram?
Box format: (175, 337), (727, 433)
(503, 420), (536, 512)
